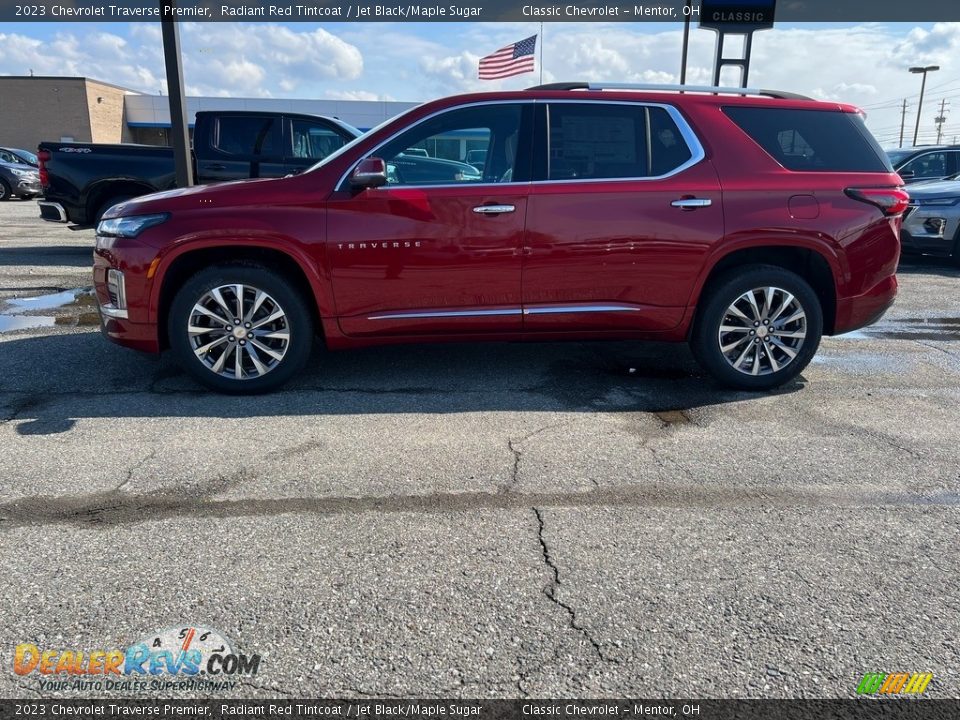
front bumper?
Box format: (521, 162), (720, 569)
(900, 206), (959, 256)
(96, 305), (160, 353)
(93, 252), (161, 354)
(14, 177), (41, 196)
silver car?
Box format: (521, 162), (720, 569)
(0, 160), (41, 201)
(902, 177), (960, 264)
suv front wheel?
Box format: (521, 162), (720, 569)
(691, 265), (823, 390)
(168, 264), (313, 394)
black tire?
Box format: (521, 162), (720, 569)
(0, 179), (10, 201)
(168, 264), (314, 394)
(691, 264), (823, 391)
(94, 195), (133, 224)
(18, 194), (38, 201)
(951, 225), (960, 268)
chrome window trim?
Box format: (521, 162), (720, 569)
(336, 98), (706, 191)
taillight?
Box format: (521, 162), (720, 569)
(37, 149), (50, 188)
(845, 187), (910, 216)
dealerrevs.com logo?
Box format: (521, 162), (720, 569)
(856, 672), (934, 695)
(14, 626), (261, 692)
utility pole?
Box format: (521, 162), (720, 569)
(899, 99), (908, 148)
(934, 98), (949, 145)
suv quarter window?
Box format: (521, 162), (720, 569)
(723, 106), (892, 173)
(543, 102), (696, 181)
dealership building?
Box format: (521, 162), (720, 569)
(0, 75), (419, 152)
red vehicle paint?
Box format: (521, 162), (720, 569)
(93, 84), (905, 393)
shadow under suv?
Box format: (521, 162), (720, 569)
(93, 83), (907, 393)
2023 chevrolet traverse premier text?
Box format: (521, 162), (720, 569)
(93, 83), (907, 393)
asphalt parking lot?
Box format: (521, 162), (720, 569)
(0, 198), (958, 699)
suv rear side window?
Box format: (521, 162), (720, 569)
(723, 106), (892, 173)
(546, 103), (693, 180)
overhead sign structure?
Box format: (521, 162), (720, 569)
(698, 0), (777, 88)
(699, 0), (776, 32)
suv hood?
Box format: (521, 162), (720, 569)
(906, 180), (960, 198)
(103, 176), (285, 219)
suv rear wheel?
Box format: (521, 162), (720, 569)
(692, 265), (823, 390)
(168, 264), (313, 394)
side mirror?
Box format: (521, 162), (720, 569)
(350, 157), (388, 188)
(899, 170), (915, 179)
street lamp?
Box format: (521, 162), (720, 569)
(910, 65), (940, 147)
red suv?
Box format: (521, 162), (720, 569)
(93, 83), (906, 393)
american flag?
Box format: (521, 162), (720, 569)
(478, 35), (537, 80)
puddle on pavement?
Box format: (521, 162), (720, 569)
(837, 317), (960, 342)
(0, 288), (98, 334)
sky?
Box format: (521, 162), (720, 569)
(1, 20), (960, 147)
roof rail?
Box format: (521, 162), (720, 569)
(525, 82), (812, 101)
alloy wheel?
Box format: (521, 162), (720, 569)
(717, 286), (807, 376)
(188, 284), (291, 380)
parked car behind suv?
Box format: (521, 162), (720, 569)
(886, 145), (960, 184)
(0, 159), (41, 201)
(900, 177), (960, 263)
(93, 83), (906, 393)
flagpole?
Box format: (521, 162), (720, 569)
(539, 22), (544, 84)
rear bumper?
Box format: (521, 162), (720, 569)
(833, 274), (897, 335)
(38, 201), (68, 223)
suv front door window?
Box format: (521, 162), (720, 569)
(373, 104), (528, 187)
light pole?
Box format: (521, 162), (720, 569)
(910, 65), (939, 147)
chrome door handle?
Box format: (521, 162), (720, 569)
(671, 198), (712, 209)
(473, 204), (515, 215)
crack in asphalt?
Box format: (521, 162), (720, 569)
(116, 450), (158, 492)
(915, 339), (960, 361)
(501, 422), (572, 494)
(532, 506), (618, 666)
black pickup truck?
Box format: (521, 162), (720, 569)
(37, 110), (360, 225)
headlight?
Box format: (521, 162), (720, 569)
(10, 168), (37, 178)
(916, 197), (960, 206)
(96, 213), (169, 239)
